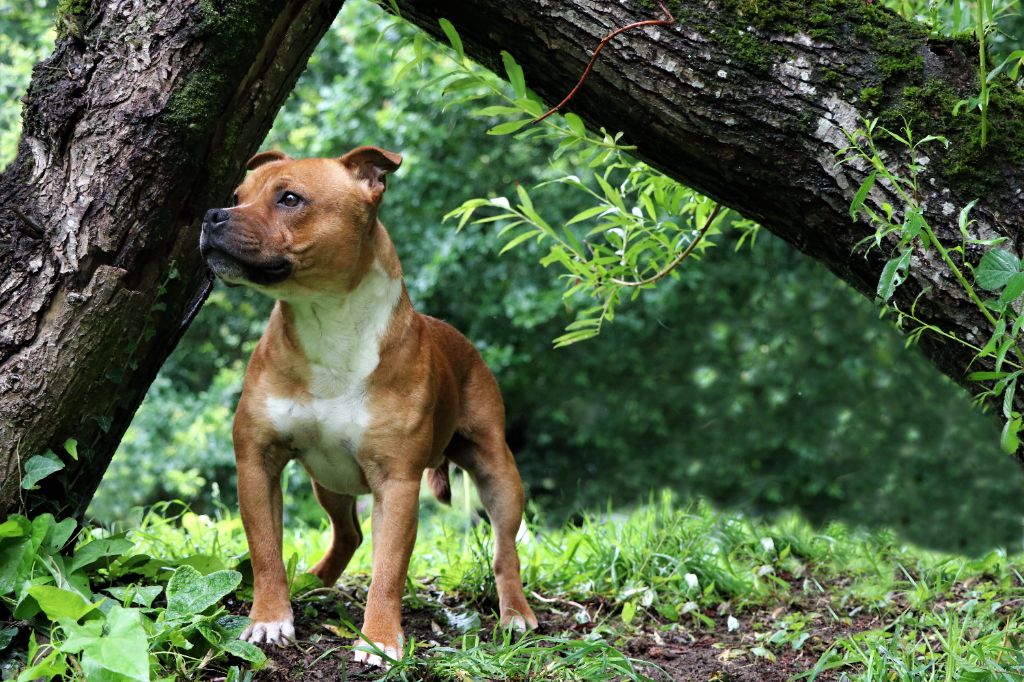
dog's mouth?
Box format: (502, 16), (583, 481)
(201, 242), (294, 287)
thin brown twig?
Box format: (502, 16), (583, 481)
(532, 1), (675, 125)
(611, 203), (723, 287)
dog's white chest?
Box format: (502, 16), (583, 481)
(265, 386), (371, 495)
(263, 267), (401, 496)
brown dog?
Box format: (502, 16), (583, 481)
(199, 146), (537, 665)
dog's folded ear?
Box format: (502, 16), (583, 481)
(246, 149), (291, 170)
(339, 146), (403, 203)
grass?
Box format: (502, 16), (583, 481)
(4, 482), (1024, 680)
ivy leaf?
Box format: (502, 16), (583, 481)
(164, 566), (242, 621)
(1000, 273), (1024, 305)
(61, 606), (149, 682)
(975, 249), (1021, 290)
(71, 536), (133, 573)
(21, 452), (64, 490)
(27, 586), (97, 622)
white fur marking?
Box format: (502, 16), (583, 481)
(353, 641), (401, 668)
(265, 265), (402, 495)
(240, 618), (295, 646)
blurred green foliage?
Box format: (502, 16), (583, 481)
(0, 0), (55, 165)
(3, 0), (1023, 554)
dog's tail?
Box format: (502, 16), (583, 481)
(427, 460), (452, 506)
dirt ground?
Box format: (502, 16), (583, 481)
(212, 578), (879, 681)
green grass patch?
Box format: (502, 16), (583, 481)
(2, 488), (1024, 679)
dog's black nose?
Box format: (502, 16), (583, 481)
(204, 208), (230, 231)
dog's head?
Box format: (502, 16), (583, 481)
(200, 146), (402, 296)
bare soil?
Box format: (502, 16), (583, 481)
(209, 575), (884, 681)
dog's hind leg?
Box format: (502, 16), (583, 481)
(450, 433), (538, 630)
(308, 482), (362, 586)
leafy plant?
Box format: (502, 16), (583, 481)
(840, 117), (1024, 452)
(0, 464), (265, 680)
(398, 18), (759, 345)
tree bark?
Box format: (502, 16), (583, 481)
(0, 0), (343, 518)
(390, 0), (1024, 444)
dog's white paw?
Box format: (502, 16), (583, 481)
(501, 609), (539, 632)
(240, 618), (295, 646)
(504, 614), (530, 631)
(353, 642), (400, 668)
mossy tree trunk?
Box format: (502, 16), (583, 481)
(391, 0), (1024, 448)
(0, 0), (344, 519)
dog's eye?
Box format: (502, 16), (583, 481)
(231, 193), (239, 206)
(278, 191), (303, 208)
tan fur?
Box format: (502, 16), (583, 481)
(203, 147), (537, 662)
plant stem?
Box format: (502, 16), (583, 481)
(611, 204), (722, 287)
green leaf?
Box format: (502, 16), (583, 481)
(975, 249), (1021, 290)
(0, 516), (31, 539)
(164, 566), (242, 621)
(221, 637), (268, 665)
(1001, 415), (1022, 454)
(16, 643), (66, 682)
(487, 119), (531, 136)
(472, 105), (523, 117)
(501, 50), (526, 97)
(968, 371), (1011, 381)
(564, 113), (587, 137)
(61, 606), (149, 682)
(565, 205), (609, 226)
(500, 229), (541, 255)
(849, 171), (876, 220)
(106, 585), (163, 608)
(876, 249), (910, 303)
(958, 199), (979, 237)
(0, 626), (16, 652)
(438, 18), (463, 60)
(41, 517), (76, 553)
(21, 452), (64, 490)
(71, 536), (133, 573)
(1000, 273), (1024, 304)
(621, 600), (637, 625)
(28, 586), (97, 622)
(0, 538), (33, 596)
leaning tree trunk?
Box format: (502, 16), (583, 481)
(0, 0), (344, 519)
(391, 0), (1024, 445)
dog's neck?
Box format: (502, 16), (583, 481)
(276, 224), (410, 391)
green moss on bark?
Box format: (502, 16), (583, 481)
(163, 0), (280, 187)
(629, 1), (1021, 202)
(55, 0), (90, 38)
(883, 78), (1024, 199)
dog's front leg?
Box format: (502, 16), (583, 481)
(354, 476), (421, 666)
(237, 451), (294, 645)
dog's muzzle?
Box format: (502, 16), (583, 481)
(200, 208), (293, 286)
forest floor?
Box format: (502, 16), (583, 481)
(198, 489), (1024, 681)
(6, 489), (1022, 681)
(233, 581), (877, 681)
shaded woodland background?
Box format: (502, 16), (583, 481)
(3, 0), (1024, 554)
